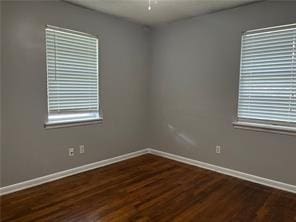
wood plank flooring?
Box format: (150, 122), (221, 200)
(1, 154), (296, 221)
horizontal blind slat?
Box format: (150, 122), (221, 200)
(243, 37), (294, 47)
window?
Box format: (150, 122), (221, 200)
(235, 24), (296, 132)
(45, 25), (100, 127)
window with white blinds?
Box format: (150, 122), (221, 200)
(45, 26), (100, 126)
(237, 24), (296, 127)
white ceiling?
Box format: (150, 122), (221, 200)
(66, 0), (260, 26)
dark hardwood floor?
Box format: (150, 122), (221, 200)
(1, 154), (296, 222)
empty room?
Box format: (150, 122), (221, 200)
(1, 0), (296, 221)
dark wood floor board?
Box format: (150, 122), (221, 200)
(1, 154), (296, 221)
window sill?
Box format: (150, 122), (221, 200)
(232, 121), (296, 136)
(44, 118), (103, 129)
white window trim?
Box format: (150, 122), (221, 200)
(232, 121), (296, 136)
(45, 112), (103, 129)
(234, 23), (296, 136)
(44, 25), (102, 129)
(45, 118), (103, 129)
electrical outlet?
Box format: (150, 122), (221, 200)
(79, 145), (85, 154)
(68, 147), (74, 156)
(216, 145), (221, 154)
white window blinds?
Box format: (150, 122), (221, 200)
(46, 26), (100, 125)
(238, 24), (296, 126)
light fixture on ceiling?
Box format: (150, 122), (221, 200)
(148, 0), (158, 11)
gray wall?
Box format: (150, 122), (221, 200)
(1, 1), (150, 186)
(149, 1), (296, 185)
(0, 1), (2, 187)
(2, 0), (296, 188)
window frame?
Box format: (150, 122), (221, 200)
(233, 23), (296, 135)
(44, 25), (102, 129)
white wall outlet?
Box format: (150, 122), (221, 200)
(79, 145), (85, 154)
(68, 147), (75, 156)
(216, 145), (221, 154)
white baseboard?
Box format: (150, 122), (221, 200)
(1, 148), (295, 195)
(147, 148), (296, 194)
(0, 149), (149, 196)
